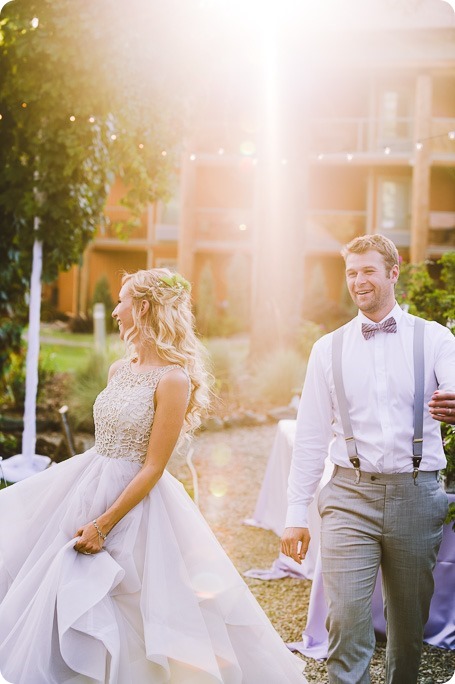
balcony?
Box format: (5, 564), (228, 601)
(308, 118), (414, 159)
(194, 208), (253, 248)
(305, 211), (367, 253)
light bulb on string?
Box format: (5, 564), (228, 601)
(69, 115), (76, 122)
(88, 116), (95, 123)
(317, 153), (324, 160)
(110, 134), (117, 141)
(346, 153), (353, 162)
(384, 146), (391, 155)
(218, 147), (225, 155)
(21, 102), (27, 108)
(238, 224), (247, 231)
(161, 150), (167, 157)
(449, 131), (455, 141)
(189, 154), (196, 161)
(415, 141), (423, 151)
(138, 143), (144, 150)
(0, 114), (3, 121)
(31, 17), (39, 28)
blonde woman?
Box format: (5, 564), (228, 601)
(0, 269), (307, 684)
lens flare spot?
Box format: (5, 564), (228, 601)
(192, 571), (224, 599)
(209, 477), (228, 498)
(239, 140), (256, 156)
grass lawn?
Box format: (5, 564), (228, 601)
(40, 343), (93, 374)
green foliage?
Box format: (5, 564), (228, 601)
(91, 275), (116, 332)
(295, 320), (324, 360)
(204, 338), (247, 398)
(195, 262), (219, 337)
(70, 349), (119, 432)
(225, 254), (251, 334)
(248, 348), (306, 407)
(0, 0), (203, 377)
(0, 430), (19, 457)
(396, 255), (455, 328)
(0, 349), (52, 410)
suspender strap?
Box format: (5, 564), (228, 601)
(412, 317), (425, 478)
(332, 326), (360, 478)
(331, 316), (426, 483)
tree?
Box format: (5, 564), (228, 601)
(0, 0), (205, 476)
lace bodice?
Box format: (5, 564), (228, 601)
(93, 362), (186, 464)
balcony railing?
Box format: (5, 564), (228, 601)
(308, 118), (414, 155)
(430, 118), (455, 155)
(306, 211), (367, 251)
(194, 208), (252, 242)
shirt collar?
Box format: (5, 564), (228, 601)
(357, 302), (404, 328)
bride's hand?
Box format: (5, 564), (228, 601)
(73, 522), (104, 555)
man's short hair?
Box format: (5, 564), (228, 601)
(341, 234), (399, 275)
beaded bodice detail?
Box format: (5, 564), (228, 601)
(93, 362), (185, 464)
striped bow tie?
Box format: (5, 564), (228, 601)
(361, 316), (397, 340)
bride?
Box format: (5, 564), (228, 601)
(0, 268), (308, 684)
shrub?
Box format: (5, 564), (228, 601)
(295, 320), (324, 360)
(247, 347), (306, 407)
(204, 338), (247, 398)
(0, 350), (53, 411)
(69, 351), (119, 431)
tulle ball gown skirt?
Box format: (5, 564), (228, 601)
(0, 448), (307, 683)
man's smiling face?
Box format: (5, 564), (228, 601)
(345, 249), (399, 322)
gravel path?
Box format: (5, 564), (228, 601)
(168, 424), (455, 684)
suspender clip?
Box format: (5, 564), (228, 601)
(349, 456), (361, 484)
(412, 456), (422, 485)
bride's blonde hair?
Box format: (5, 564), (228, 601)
(121, 268), (210, 433)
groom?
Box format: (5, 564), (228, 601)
(281, 234), (455, 684)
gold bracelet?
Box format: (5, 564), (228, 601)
(92, 519), (107, 540)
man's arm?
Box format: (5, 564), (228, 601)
(431, 325), (455, 425)
(281, 340), (333, 563)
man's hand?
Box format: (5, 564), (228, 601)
(429, 391), (455, 425)
(281, 527), (311, 564)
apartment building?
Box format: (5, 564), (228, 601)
(54, 0), (455, 341)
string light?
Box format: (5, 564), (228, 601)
(449, 131), (455, 141)
(317, 153), (324, 160)
(346, 153), (353, 162)
(190, 154), (197, 161)
(161, 150), (167, 157)
(0, 114), (2, 121)
(239, 224), (247, 231)
(21, 102), (27, 108)
(384, 146), (391, 155)
(31, 17), (39, 28)
(218, 147), (225, 155)
(110, 134), (117, 141)
(69, 115), (76, 122)
(415, 141), (423, 151)
(138, 143), (144, 149)
(88, 116), (95, 123)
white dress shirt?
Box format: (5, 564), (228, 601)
(286, 303), (455, 528)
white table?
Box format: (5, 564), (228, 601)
(244, 420), (332, 581)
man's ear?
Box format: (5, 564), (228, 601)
(139, 299), (150, 316)
(390, 264), (399, 284)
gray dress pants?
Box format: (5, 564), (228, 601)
(318, 466), (448, 684)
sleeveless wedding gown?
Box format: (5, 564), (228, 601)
(0, 362), (307, 683)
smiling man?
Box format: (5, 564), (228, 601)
(281, 234), (455, 684)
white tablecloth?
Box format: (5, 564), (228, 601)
(244, 420), (332, 580)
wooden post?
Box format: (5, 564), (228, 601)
(410, 74), (432, 263)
